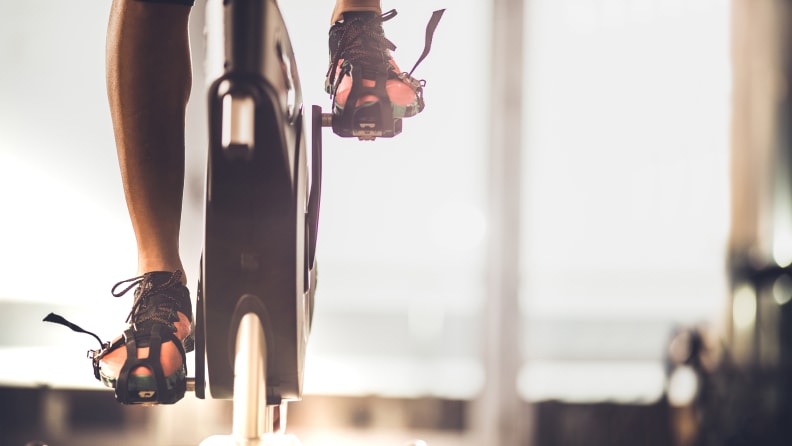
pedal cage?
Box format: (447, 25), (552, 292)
(331, 64), (402, 140)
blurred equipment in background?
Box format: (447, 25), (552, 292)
(665, 1), (792, 444)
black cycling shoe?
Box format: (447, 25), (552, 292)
(325, 9), (445, 139)
(45, 270), (193, 405)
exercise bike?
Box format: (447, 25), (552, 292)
(195, 2), (442, 443)
(46, 0), (443, 444)
(193, 0), (320, 442)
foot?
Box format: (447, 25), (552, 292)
(99, 317), (191, 381)
(325, 10), (425, 119)
(97, 270), (193, 404)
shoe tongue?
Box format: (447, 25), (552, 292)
(132, 270), (193, 323)
(143, 271), (179, 287)
(331, 11), (386, 59)
(331, 12), (372, 57)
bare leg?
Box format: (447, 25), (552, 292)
(107, 0), (191, 280)
(331, 0), (381, 23)
(102, 0), (192, 380)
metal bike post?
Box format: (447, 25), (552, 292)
(232, 312), (269, 441)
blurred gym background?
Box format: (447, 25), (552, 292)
(3, 0), (790, 444)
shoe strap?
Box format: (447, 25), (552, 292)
(43, 312), (111, 380)
(43, 312), (106, 350)
(115, 323), (187, 404)
(407, 9), (446, 78)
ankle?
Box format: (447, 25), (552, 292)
(136, 263), (188, 285)
(331, 0), (381, 23)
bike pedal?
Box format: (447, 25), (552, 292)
(328, 102), (403, 139)
(334, 117), (402, 140)
(354, 122), (379, 141)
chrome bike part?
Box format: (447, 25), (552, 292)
(221, 94), (256, 156)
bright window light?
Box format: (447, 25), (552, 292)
(520, 0), (732, 402)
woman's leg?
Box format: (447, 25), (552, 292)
(107, 0), (191, 279)
(102, 0), (193, 382)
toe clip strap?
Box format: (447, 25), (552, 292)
(43, 313), (187, 404)
(42, 312), (110, 379)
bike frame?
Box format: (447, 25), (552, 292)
(191, 0), (323, 443)
(189, 2), (434, 443)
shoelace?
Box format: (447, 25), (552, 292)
(326, 9), (398, 97)
(111, 270), (184, 327)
